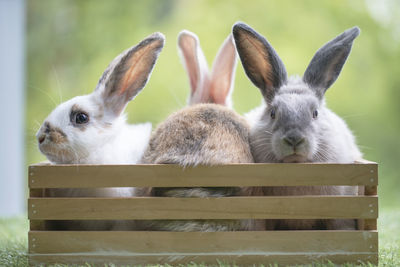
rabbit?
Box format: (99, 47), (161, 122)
(232, 22), (363, 230)
(178, 30), (237, 107)
(134, 31), (259, 231)
(35, 32), (165, 230)
(139, 103), (255, 231)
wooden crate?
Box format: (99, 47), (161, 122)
(28, 161), (378, 266)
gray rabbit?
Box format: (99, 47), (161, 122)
(233, 22), (362, 230)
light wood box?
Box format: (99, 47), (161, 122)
(28, 160), (378, 266)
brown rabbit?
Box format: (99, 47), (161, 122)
(140, 103), (255, 231)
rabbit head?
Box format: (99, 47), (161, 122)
(36, 33), (164, 164)
(178, 30), (237, 107)
(233, 22), (360, 163)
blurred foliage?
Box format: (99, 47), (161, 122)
(26, 0), (400, 208)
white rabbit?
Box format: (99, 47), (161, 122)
(36, 33), (165, 230)
(233, 22), (362, 230)
(178, 30), (237, 107)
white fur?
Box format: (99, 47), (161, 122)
(36, 93), (152, 231)
(36, 33), (164, 230)
(37, 94), (152, 165)
(178, 30), (237, 107)
(244, 100), (266, 127)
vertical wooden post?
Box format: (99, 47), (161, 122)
(29, 188), (46, 231)
(29, 165), (45, 231)
(363, 184), (378, 231)
(356, 161), (378, 231)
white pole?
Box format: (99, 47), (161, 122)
(0, 0), (25, 217)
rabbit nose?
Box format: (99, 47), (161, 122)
(283, 135), (305, 147)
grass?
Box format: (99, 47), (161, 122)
(1, 209), (399, 267)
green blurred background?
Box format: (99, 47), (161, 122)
(26, 0), (399, 209)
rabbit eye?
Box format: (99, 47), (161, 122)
(313, 110), (318, 119)
(270, 109), (276, 119)
(75, 112), (89, 124)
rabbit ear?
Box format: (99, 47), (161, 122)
(209, 34), (237, 107)
(96, 32), (164, 116)
(178, 30), (210, 105)
(303, 27), (360, 98)
(232, 22), (287, 103)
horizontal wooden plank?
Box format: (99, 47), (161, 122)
(28, 162), (378, 188)
(28, 230), (378, 254)
(29, 253), (378, 266)
(28, 196), (378, 220)
(355, 159), (378, 165)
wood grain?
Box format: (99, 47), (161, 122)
(28, 196), (378, 220)
(28, 162), (378, 188)
(29, 253), (378, 266)
(29, 189), (45, 230)
(27, 161), (379, 266)
(28, 230), (378, 254)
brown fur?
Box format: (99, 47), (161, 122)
(48, 130), (67, 144)
(140, 103), (257, 231)
(142, 104), (253, 166)
(44, 122), (67, 144)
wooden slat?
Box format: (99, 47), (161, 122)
(361, 161), (378, 229)
(28, 162), (378, 188)
(361, 185), (378, 230)
(365, 185), (378, 195)
(28, 230), (378, 254)
(355, 159), (376, 164)
(29, 188), (43, 197)
(363, 219), (377, 230)
(29, 189), (45, 230)
(28, 196), (378, 220)
(28, 253), (378, 266)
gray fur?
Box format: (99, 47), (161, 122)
(303, 27), (360, 98)
(234, 23), (362, 230)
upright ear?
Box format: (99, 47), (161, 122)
(303, 26), (360, 98)
(209, 34), (237, 107)
(96, 32), (165, 116)
(178, 30), (210, 105)
(232, 22), (287, 103)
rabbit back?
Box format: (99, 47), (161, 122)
(142, 103), (253, 167)
(140, 103), (254, 231)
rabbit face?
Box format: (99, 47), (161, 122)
(36, 93), (124, 163)
(262, 82), (321, 162)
